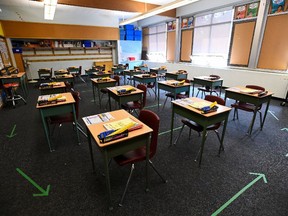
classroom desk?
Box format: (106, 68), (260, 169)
(165, 71), (188, 80)
(157, 80), (191, 109)
(170, 97), (231, 166)
(111, 66), (125, 75)
(36, 92), (80, 152)
(107, 85), (143, 111)
(54, 74), (74, 87)
(83, 109), (152, 209)
(134, 65), (148, 72)
(91, 78), (116, 108)
(39, 82), (66, 95)
(133, 74), (157, 98)
(54, 69), (69, 76)
(123, 70), (143, 85)
(192, 76), (223, 97)
(0, 72), (28, 97)
(150, 68), (167, 75)
(92, 71), (112, 78)
(225, 86), (273, 135)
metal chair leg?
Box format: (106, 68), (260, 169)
(149, 160), (167, 183)
(173, 124), (185, 145)
(119, 164), (135, 207)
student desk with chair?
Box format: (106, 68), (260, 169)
(225, 86), (273, 135)
(157, 80), (191, 109)
(123, 70), (143, 85)
(83, 109), (152, 210)
(165, 71), (188, 80)
(54, 74), (74, 87)
(107, 85), (143, 111)
(91, 78), (116, 108)
(0, 72), (28, 97)
(170, 97), (231, 167)
(36, 92), (80, 152)
(39, 82), (66, 95)
(192, 76), (223, 97)
(133, 74), (157, 98)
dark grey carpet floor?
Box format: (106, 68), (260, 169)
(1, 78), (288, 216)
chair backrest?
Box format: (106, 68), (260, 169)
(205, 95), (225, 106)
(113, 75), (120, 86)
(246, 85), (265, 92)
(38, 68), (52, 76)
(138, 110), (160, 158)
(136, 84), (147, 108)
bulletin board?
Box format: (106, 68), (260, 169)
(0, 37), (11, 69)
(180, 29), (193, 62)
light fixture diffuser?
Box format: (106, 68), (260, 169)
(44, 0), (58, 20)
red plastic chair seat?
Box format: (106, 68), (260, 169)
(181, 119), (221, 133)
(114, 146), (148, 166)
(231, 102), (256, 112)
(3, 83), (19, 88)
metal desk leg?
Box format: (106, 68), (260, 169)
(198, 128), (207, 167)
(218, 116), (229, 155)
(40, 111), (54, 152)
(103, 150), (113, 210)
(72, 105), (80, 145)
(92, 83), (96, 103)
(158, 86), (160, 110)
(261, 99), (271, 130)
(108, 92), (112, 111)
(170, 108), (175, 145)
(145, 138), (150, 192)
(98, 88), (102, 109)
(87, 129), (96, 172)
(248, 109), (258, 135)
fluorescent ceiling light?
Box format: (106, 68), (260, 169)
(44, 0), (58, 20)
(119, 0), (199, 25)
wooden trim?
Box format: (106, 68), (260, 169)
(28, 57), (112, 62)
(1, 21), (119, 40)
(22, 53), (112, 57)
(180, 29), (193, 62)
(58, 0), (176, 17)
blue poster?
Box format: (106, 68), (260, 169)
(271, 0), (285, 14)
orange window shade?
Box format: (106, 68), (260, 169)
(258, 14), (288, 70)
(167, 31), (176, 61)
(180, 29), (193, 62)
(229, 21), (256, 66)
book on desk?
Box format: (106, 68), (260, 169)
(37, 94), (66, 106)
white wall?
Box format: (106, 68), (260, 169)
(145, 61), (288, 99)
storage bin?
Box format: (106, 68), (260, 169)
(125, 35), (134, 40)
(124, 24), (134, 30)
(134, 35), (142, 41)
(125, 30), (134, 36)
(134, 30), (142, 36)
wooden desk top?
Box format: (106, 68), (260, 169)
(166, 71), (187, 75)
(107, 85), (143, 96)
(92, 71), (112, 75)
(0, 72), (26, 79)
(91, 78), (116, 84)
(225, 86), (273, 98)
(86, 109), (152, 147)
(39, 82), (66, 90)
(55, 74), (73, 78)
(36, 92), (75, 109)
(158, 80), (190, 87)
(194, 76), (223, 82)
(134, 74), (157, 79)
(172, 97), (231, 117)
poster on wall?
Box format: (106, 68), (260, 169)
(235, 5), (247, 19)
(181, 17), (194, 28)
(247, 2), (259, 17)
(167, 20), (176, 31)
(271, 0), (285, 14)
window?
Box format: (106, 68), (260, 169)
(191, 10), (233, 66)
(145, 24), (166, 62)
